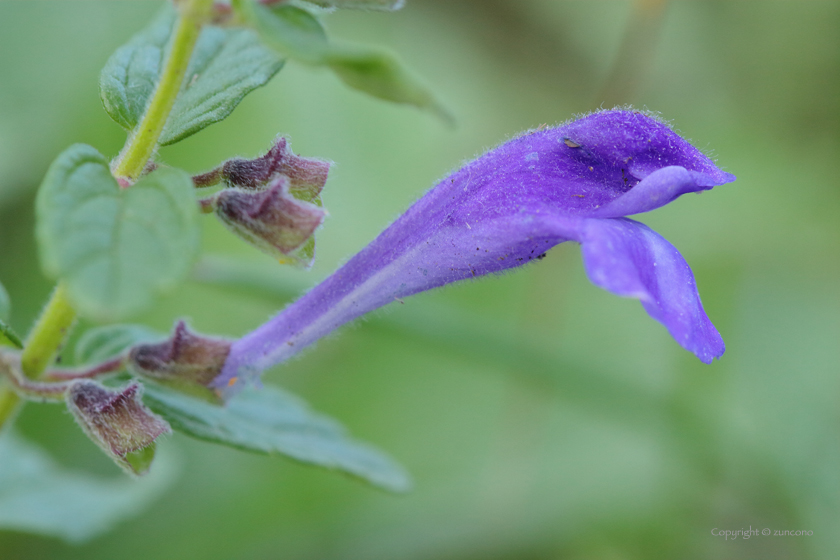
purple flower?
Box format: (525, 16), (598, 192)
(214, 110), (735, 397)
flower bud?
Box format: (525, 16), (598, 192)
(194, 137), (330, 201)
(66, 380), (170, 476)
(128, 321), (232, 402)
(215, 176), (325, 266)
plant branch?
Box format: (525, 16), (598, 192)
(2, 0), (215, 431)
(0, 354), (70, 402)
(43, 356), (126, 381)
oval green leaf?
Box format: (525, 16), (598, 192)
(36, 144), (200, 321)
(324, 44), (453, 122)
(251, 3), (451, 120)
(99, 7), (174, 131)
(142, 383), (411, 493)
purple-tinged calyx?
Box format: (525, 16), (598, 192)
(214, 176), (326, 267)
(66, 380), (170, 476)
(128, 321), (232, 403)
(214, 109), (736, 398)
(193, 137), (330, 202)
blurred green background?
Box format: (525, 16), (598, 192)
(1, 0), (838, 558)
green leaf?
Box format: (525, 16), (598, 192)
(324, 44), (453, 122)
(99, 7), (174, 131)
(0, 281), (10, 323)
(251, 3), (451, 120)
(161, 26), (284, 145)
(36, 144), (200, 321)
(123, 443), (157, 476)
(75, 324), (164, 365)
(303, 0), (405, 10)
(0, 282), (22, 348)
(0, 320), (23, 350)
(142, 383), (411, 492)
(249, 4), (329, 64)
(0, 431), (178, 543)
(100, 5), (284, 146)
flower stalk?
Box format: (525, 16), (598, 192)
(0, 353), (72, 402)
(21, 282), (77, 379)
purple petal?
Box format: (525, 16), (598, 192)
(215, 110), (733, 395)
(578, 217), (724, 363)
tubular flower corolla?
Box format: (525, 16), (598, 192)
(214, 110), (736, 397)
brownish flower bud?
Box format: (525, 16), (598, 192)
(193, 137), (330, 202)
(215, 176), (325, 266)
(66, 380), (170, 476)
(128, 321), (232, 402)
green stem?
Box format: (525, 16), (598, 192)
(21, 282), (77, 379)
(112, 0), (210, 180)
(0, 282), (77, 428)
(0, 386), (20, 429)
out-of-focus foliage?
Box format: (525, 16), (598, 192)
(0, 1), (837, 559)
(0, 431), (178, 543)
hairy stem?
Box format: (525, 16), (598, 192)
(0, 282), (78, 428)
(112, 0), (211, 180)
(44, 356), (126, 381)
(0, 354), (70, 402)
(21, 282), (77, 379)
